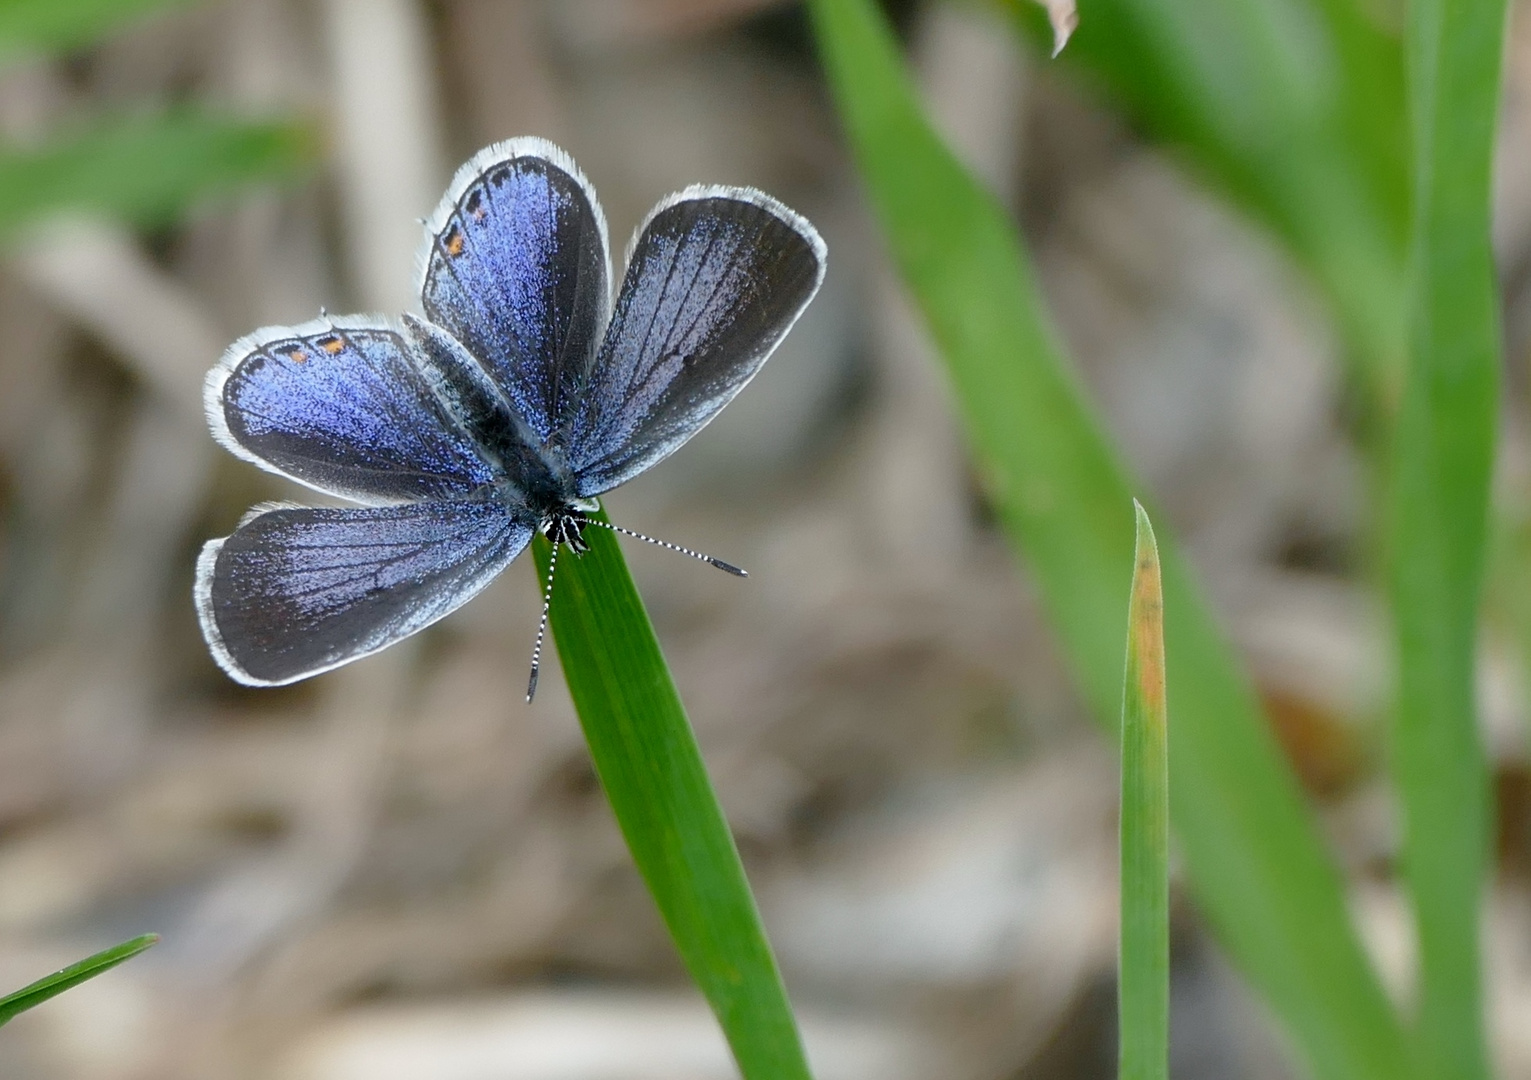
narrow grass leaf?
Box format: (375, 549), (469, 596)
(1387, 0), (1508, 1074)
(0, 111), (313, 240)
(808, 3), (1410, 1078)
(532, 512), (811, 1080)
(1120, 502), (1168, 1080)
(0, 0), (196, 65)
(1488, 514), (1531, 714)
(0, 934), (158, 1027)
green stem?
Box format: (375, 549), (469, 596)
(0, 934), (159, 1026)
(1120, 502), (1169, 1080)
(533, 512), (811, 1080)
(1388, 0), (1507, 1074)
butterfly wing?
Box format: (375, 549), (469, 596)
(417, 137), (610, 445)
(565, 187), (825, 497)
(208, 315), (497, 504)
(196, 501), (533, 686)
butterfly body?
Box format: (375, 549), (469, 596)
(196, 138), (824, 688)
(398, 311), (596, 548)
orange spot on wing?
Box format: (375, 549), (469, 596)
(286, 349), (308, 364)
(445, 227), (465, 257)
(319, 336), (344, 355)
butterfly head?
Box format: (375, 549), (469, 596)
(540, 504), (592, 555)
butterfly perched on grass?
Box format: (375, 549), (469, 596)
(195, 138), (825, 698)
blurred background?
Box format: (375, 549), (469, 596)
(2, 0), (1531, 1077)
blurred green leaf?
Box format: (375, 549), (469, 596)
(0, 111), (313, 240)
(1119, 502), (1168, 1080)
(1385, 0), (1506, 1074)
(998, 0), (1409, 417)
(1489, 513), (1531, 711)
(0, 934), (158, 1027)
(807, 2), (1410, 1078)
(532, 513), (811, 1080)
(0, 0), (196, 65)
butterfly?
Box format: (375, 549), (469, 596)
(195, 138), (826, 699)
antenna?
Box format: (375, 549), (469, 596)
(524, 520), (746, 703)
(585, 519), (747, 576)
(526, 542), (560, 702)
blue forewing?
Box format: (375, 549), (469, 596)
(418, 137), (610, 447)
(207, 315), (497, 504)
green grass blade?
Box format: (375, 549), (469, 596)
(532, 512), (811, 1080)
(0, 0), (196, 64)
(0, 110), (313, 240)
(807, 3), (1410, 1078)
(1387, 0), (1507, 1074)
(997, 0), (1408, 411)
(0, 934), (158, 1027)
(1120, 502), (1169, 1080)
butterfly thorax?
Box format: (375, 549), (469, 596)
(500, 459), (595, 555)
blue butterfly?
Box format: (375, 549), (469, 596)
(195, 138), (826, 698)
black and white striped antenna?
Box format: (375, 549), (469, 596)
(525, 542), (559, 703)
(585, 519), (747, 577)
(524, 519), (746, 702)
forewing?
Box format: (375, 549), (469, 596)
(402, 314), (560, 500)
(209, 315), (496, 504)
(565, 187), (825, 496)
(418, 138), (610, 444)
(196, 501), (532, 686)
